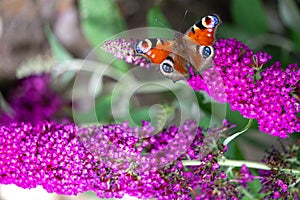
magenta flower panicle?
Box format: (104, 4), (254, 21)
(101, 38), (300, 138)
(0, 74), (70, 124)
(0, 120), (243, 199)
(1, 120), (299, 199)
(101, 38), (150, 69)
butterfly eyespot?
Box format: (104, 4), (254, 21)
(160, 57), (174, 73)
(196, 46), (213, 59)
(162, 63), (173, 73)
(202, 46), (212, 58)
(134, 39), (152, 54)
(202, 14), (220, 28)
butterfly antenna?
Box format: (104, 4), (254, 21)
(178, 9), (189, 32)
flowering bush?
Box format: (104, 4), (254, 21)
(0, 71), (299, 199)
(0, 74), (70, 124)
(102, 38), (300, 138)
(0, 1), (299, 199)
(1, 120), (299, 199)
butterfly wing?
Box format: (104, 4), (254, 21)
(134, 38), (173, 64)
(133, 14), (221, 82)
(181, 14), (221, 73)
(159, 53), (190, 82)
(134, 38), (189, 81)
(184, 14), (221, 46)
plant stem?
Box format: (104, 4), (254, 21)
(182, 158), (300, 174)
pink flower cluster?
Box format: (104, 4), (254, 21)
(102, 38), (300, 138)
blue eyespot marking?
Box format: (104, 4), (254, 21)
(202, 46), (212, 58)
(210, 14), (220, 27)
(160, 56), (174, 73)
(135, 42), (144, 54)
(162, 63), (173, 73)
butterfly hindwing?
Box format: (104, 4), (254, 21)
(159, 53), (189, 82)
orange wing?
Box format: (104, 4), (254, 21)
(134, 38), (173, 64)
(185, 14), (221, 46)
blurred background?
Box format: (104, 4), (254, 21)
(0, 0), (299, 199)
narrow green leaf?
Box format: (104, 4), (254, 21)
(78, 0), (128, 72)
(95, 95), (113, 122)
(290, 29), (300, 54)
(130, 107), (151, 126)
(147, 6), (171, 28)
(278, 0), (300, 32)
(45, 26), (72, 61)
(224, 140), (245, 160)
(231, 0), (268, 34)
(245, 178), (264, 199)
(0, 92), (13, 116)
(79, 0), (126, 47)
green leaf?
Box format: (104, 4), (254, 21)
(79, 0), (126, 47)
(225, 103), (249, 131)
(244, 178), (264, 199)
(78, 0), (128, 72)
(225, 140), (245, 160)
(278, 0), (300, 33)
(231, 0), (268, 34)
(45, 26), (72, 61)
(147, 6), (171, 28)
(130, 107), (151, 126)
(290, 29), (300, 54)
(0, 92), (13, 116)
(95, 95), (113, 122)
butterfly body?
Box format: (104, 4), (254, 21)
(134, 14), (221, 82)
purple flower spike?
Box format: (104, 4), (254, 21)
(238, 164), (254, 188)
(101, 38), (299, 137)
(0, 121), (241, 199)
(188, 38), (299, 138)
(0, 74), (70, 124)
(101, 38), (150, 69)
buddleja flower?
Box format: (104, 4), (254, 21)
(0, 74), (70, 124)
(189, 38), (300, 138)
(258, 140), (300, 199)
(101, 38), (300, 138)
(0, 120), (242, 199)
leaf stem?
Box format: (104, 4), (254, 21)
(223, 119), (253, 146)
(182, 158), (300, 174)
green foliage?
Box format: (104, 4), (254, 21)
(225, 140), (245, 160)
(147, 6), (172, 28)
(78, 0), (128, 72)
(95, 95), (113, 123)
(78, 0), (126, 47)
(242, 179), (264, 199)
(231, 0), (268, 35)
(278, 0), (300, 33)
(45, 26), (72, 61)
(278, 0), (300, 54)
(130, 107), (152, 126)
